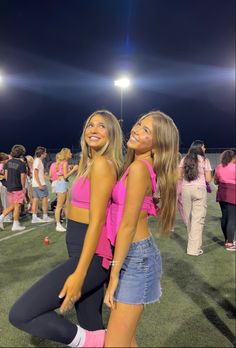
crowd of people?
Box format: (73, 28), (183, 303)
(0, 146), (78, 232)
(0, 109), (235, 347)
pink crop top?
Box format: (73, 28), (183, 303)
(106, 160), (157, 246)
(56, 161), (66, 177)
(70, 176), (112, 269)
(71, 176), (90, 209)
(49, 162), (58, 182)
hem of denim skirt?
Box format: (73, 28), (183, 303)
(114, 290), (162, 306)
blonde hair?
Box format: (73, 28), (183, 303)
(25, 155), (34, 166)
(56, 148), (71, 170)
(78, 110), (123, 178)
(125, 111), (179, 235)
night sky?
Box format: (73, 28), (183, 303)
(0, 0), (235, 155)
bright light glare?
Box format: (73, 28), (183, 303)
(114, 77), (130, 88)
(0, 73), (3, 86)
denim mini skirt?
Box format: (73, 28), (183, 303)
(55, 179), (68, 193)
(114, 235), (162, 305)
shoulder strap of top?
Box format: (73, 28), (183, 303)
(121, 161), (157, 193)
(141, 160), (157, 193)
(120, 167), (130, 182)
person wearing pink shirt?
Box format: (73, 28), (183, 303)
(49, 153), (59, 191)
(9, 110), (123, 347)
(179, 140), (212, 256)
(214, 149), (236, 251)
(53, 148), (78, 232)
(104, 111), (179, 347)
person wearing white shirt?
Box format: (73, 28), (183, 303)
(31, 146), (53, 223)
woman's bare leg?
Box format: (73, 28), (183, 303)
(105, 302), (144, 347)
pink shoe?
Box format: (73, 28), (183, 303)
(226, 243), (236, 251)
(83, 329), (106, 348)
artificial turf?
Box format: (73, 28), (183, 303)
(0, 183), (235, 347)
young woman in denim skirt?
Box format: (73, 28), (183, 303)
(104, 111), (179, 347)
(53, 147), (78, 232)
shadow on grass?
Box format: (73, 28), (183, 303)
(203, 307), (236, 342)
(164, 254), (235, 346)
(171, 227), (226, 254)
(163, 310), (235, 348)
(170, 230), (186, 251)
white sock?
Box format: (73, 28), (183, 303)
(32, 214), (37, 219)
(68, 325), (86, 347)
(0, 214), (4, 221)
(13, 220), (20, 227)
(43, 213), (48, 219)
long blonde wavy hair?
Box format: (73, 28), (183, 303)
(77, 110), (124, 178)
(56, 148), (71, 170)
(125, 111), (179, 235)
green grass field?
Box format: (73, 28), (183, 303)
(0, 183), (235, 347)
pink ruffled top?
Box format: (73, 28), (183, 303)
(107, 160), (157, 246)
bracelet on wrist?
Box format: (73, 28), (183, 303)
(110, 260), (121, 266)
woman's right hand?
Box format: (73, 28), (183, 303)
(104, 274), (119, 310)
(59, 272), (83, 313)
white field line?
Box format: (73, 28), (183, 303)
(0, 223), (51, 242)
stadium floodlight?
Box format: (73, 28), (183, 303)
(114, 77), (131, 124)
(114, 77), (130, 89)
(0, 72), (3, 86)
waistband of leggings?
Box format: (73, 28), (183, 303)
(67, 219), (88, 228)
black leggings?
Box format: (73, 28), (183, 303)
(9, 220), (108, 345)
(219, 201), (236, 243)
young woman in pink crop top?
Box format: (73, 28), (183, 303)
(214, 149), (236, 251)
(9, 110), (123, 347)
(103, 111), (179, 347)
(53, 148), (78, 232)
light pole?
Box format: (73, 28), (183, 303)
(114, 77), (130, 125)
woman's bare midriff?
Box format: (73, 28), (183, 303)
(67, 203), (90, 224)
(132, 211), (151, 242)
(68, 204), (151, 241)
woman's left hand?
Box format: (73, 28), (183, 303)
(104, 274), (119, 310)
(59, 273), (83, 313)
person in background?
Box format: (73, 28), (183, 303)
(103, 111), (179, 347)
(53, 148), (78, 232)
(9, 110), (123, 348)
(49, 153), (59, 194)
(0, 152), (12, 222)
(176, 152), (186, 226)
(179, 140), (212, 256)
(49, 153), (59, 213)
(214, 149), (236, 251)
(31, 146), (54, 224)
(0, 145), (27, 231)
(25, 155), (34, 213)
